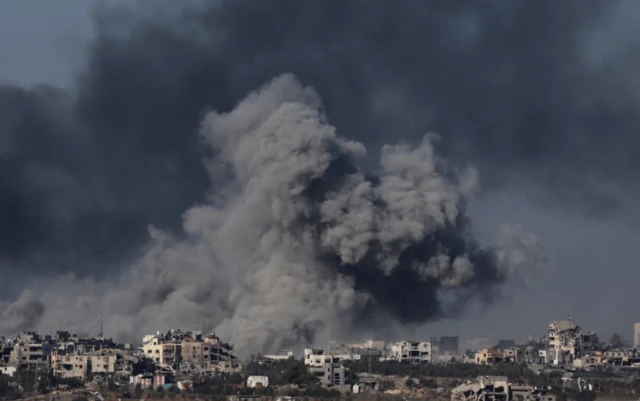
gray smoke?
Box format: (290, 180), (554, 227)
(3, 0), (638, 352)
(0, 75), (544, 354)
(1, 0), (638, 284)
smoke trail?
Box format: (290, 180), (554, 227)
(0, 75), (544, 354)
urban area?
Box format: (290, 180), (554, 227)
(1, 318), (640, 401)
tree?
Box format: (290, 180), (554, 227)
(0, 373), (17, 398)
(609, 333), (627, 349)
(419, 378), (438, 388)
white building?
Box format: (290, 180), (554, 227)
(634, 322), (640, 348)
(388, 341), (432, 363)
(304, 348), (352, 367)
(263, 350), (294, 360)
(247, 376), (269, 388)
(140, 336), (164, 364)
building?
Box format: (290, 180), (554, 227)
(247, 376), (269, 389)
(51, 353), (89, 380)
(263, 351), (294, 361)
(88, 354), (117, 374)
(451, 376), (556, 401)
(304, 348), (353, 367)
(502, 348), (520, 364)
(520, 345), (545, 365)
(475, 349), (502, 365)
(547, 318), (599, 365)
(352, 379), (381, 394)
(304, 348), (352, 390)
(388, 341), (432, 363)
(307, 360), (351, 390)
(129, 374), (166, 389)
(634, 322), (640, 348)
(0, 331), (135, 382)
(50, 350), (118, 380)
(140, 329), (242, 375)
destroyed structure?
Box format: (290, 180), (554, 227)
(451, 376), (556, 401)
(0, 328), (241, 387)
(2, 317), (639, 398)
(547, 318), (599, 365)
(387, 341), (432, 363)
(304, 348), (352, 390)
(140, 329), (242, 376)
(0, 331), (137, 381)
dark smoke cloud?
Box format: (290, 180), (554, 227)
(0, 0), (635, 348)
(0, 74), (544, 354)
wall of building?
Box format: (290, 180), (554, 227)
(88, 355), (116, 374)
(52, 354), (88, 380)
(389, 341), (432, 363)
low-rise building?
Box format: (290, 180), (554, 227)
(263, 351), (294, 361)
(308, 361), (351, 390)
(352, 379), (381, 394)
(130, 373), (166, 389)
(140, 329), (242, 375)
(304, 348), (352, 367)
(247, 376), (269, 388)
(51, 353), (89, 380)
(388, 341), (432, 363)
(451, 376), (556, 401)
(475, 348), (502, 365)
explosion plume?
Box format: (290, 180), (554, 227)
(1, 75), (543, 354)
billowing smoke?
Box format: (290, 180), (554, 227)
(3, 0), (638, 351)
(0, 75), (543, 354)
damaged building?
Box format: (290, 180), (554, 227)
(388, 341), (432, 363)
(0, 330), (138, 382)
(1, 332), (53, 368)
(304, 348), (352, 390)
(451, 376), (556, 401)
(50, 334), (137, 380)
(140, 330), (242, 375)
(547, 318), (599, 366)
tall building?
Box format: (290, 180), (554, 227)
(634, 322), (640, 348)
(547, 318), (598, 365)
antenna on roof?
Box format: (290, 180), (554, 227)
(98, 314), (104, 340)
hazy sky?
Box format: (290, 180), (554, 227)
(1, 0), (638, 347)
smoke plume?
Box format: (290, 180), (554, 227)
(2, 0), (637, 351)
(0, 75), (543, 353)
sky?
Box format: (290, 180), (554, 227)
(1, 0), (639, 348)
